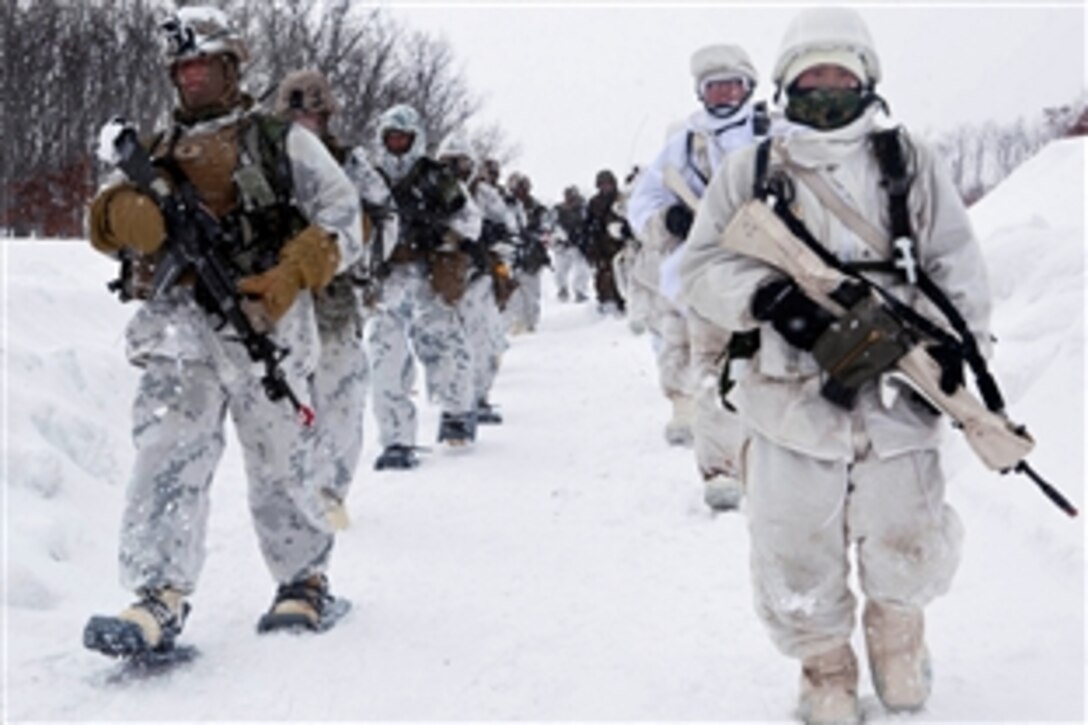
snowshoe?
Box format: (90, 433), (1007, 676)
(574, 291), (588, 303)
(476, 399), (503, 425)
(374, 444), (420, 471)
(437, 411), (477, 446)
(84, 588), (190, 659)
(257, 574), (351, 634)
(557, 287), (570, 302)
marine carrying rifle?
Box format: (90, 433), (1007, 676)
(98, 119), (315, 427)
(719, 197), (1076, 517)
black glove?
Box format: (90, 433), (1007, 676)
(664, 204), (695, 239)
(926, 342), (965, 394)
(750, 278), (835, 351)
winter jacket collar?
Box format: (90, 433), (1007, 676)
(687, 103), (753, 139)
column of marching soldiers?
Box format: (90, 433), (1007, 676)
(81, 7), (994, 725)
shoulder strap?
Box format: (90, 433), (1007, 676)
(752, 137), (774, 199)
(685, 131), (710, 187)
(246, 114), (295, 205)
(871, 127), (914, 241)
(787, 163), (892, 258)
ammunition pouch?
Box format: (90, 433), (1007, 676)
(810, 296), (914, 409)
(489, 251), (518, 310)
(428, 249), (471, 306)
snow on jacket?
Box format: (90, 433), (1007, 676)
(124, 112), (364, 384)
(679, 106), (993, 462)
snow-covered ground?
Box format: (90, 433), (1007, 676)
(2, 139), (1084, 722)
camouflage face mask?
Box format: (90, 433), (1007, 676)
(785, 87), (870, 130)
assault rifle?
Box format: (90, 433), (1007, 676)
(98, 119), (315, 427)
(393, 158), (467, 252)
(720, 199), (1077, 517)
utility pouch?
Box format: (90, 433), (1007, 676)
(810, 296), (913, 409)
(429, 249), (470, 305)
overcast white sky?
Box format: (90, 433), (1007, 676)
(387, 2), (1086, 202)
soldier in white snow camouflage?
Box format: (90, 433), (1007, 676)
(275, 68), (398, 529)
(83, 6), (363, 657)
(681, 9), (985, 722)
(551, 185), (592, 303)
(503, 172), (551, 335)
(367, 104), (483, 470)
(626, 42), (763, 508)
(438, 132), (511, 424)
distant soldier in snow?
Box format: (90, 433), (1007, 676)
(583, 169), (630, 316)
(503, 172), (551, 334)
(611, 165), (644, 330)
(681, 8), (990, 722)
(274, 68), (397, 529)
(83, 6), (363, 657)
(437, 132), (510, 425)
(367, 104), (482, 470)
(551, 185), (593, 303)
(627, 43), (765, 508)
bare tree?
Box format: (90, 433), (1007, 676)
(0, 0), (513, 237)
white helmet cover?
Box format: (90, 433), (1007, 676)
(161, 6), (250, 66)
(437, 130), (477, 177)
(375, 103), (426, 182)
(690, 44), (759, 94)
(772, 7), (881, 89)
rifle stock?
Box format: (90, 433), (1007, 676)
(662, 166), (701, 212)
(719, 200), (1036, 473)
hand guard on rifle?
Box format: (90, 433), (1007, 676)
(88, 184), (166, 256)
(238, 225), (340, 322)
(750, 277), (835, 351)
(664, 203), (694, 239)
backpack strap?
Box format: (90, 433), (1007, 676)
(685, 131), (711, 188)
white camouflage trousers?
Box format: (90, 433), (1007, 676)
(688, 309), (746, 479)
(367, 263), (475, 448)
(745, 429), (963, 659)
(648, 289), (693, 401)
(552, 245), (591, 299)
(120, 356), (333, 594)
(505, 269), (542, 332)
(459, 273), (507, 404)
(313, 278), (369, 504)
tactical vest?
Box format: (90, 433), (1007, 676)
(150, 113), (307, 278)
(383, 157), (466, 262)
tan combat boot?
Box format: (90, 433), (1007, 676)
(84, 587), (190, 657)
(863, 600), (931, 712)
(798, 643), (860, 725)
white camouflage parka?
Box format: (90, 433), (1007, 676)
(679, 106), (993, 463)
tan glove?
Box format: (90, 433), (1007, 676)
(88, 184), (166, 255)
(237, 225), (340, 322)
